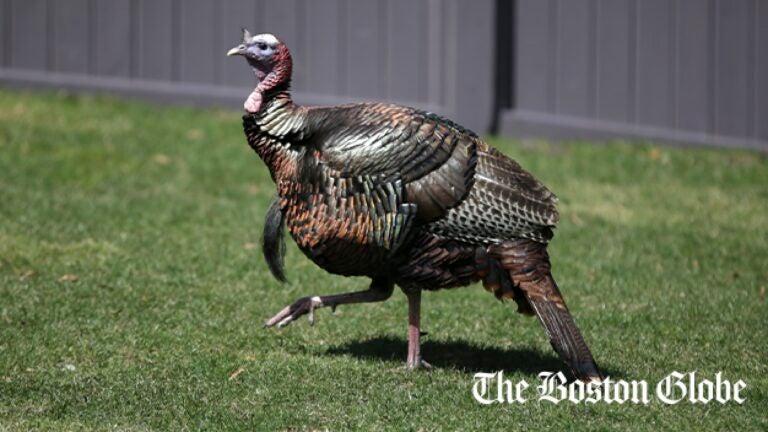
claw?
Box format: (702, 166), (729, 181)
(265, 296), (324, 329)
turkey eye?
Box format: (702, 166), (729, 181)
(257, 43), (267, 50)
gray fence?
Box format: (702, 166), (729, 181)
(500, 0), (767, 150)
(0, 0), (765, 150)
(0, 0), (494, 133)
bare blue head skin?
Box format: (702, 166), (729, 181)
(227, 29), (281, 80)
(227, 29), (293, 112)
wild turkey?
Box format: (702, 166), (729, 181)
(227, 30), (602, 383)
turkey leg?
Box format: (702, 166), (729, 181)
(264, 278), (393, 328)
(405, 289), (432, 370)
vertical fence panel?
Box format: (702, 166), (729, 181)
(757, 2), (768, 140)
(515, 0), (552, 112)
(676, 0), (711, 133)
(178, 0), (216, 83)
(94, 0), (131, 77)
(1, 2), (7, 66)
(556, 0), (592, 116)
(715, 0), (752, 137)
(596, 0), (631, 123)
(52, 0), (89, 73)
(426, 0), (445, 106)
(218, 0), (257, 87)
(9, 0), (47, 70)
(137, 0), (173, 81)
(304, 0), (341, 95)
(386, 0), (427, 102)
(636, 0), (674, 128)
(453, 0), (494, 132)
(345, 0), (384, 99)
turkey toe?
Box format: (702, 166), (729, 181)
(265, 296), (323, 328)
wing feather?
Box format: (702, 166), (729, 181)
(301, 102), (558, 245)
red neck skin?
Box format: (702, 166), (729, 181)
(248, 45), (293, 113)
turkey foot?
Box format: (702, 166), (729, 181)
(264, 280), (394, 329)
(265, 296), (323, 328)
(405, 358), (433, 370)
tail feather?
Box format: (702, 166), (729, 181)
(524, 274), (603, 384)
(262, 195), (287, 282)
(487, 240), (602, 383)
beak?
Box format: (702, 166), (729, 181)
(227, 44), (246, 57)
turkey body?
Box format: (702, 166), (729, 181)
(246, 93), (555, 287)
(245, 91), (601, 382)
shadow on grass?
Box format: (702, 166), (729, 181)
(325, 335), (622, 380)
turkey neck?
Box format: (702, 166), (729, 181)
(242, 90), (310, 183)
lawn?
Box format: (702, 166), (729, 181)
(0, 89), (766, 431)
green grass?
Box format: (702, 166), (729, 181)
(0, 89), (766, 431)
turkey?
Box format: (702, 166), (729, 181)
(227, 30), (603, 383)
